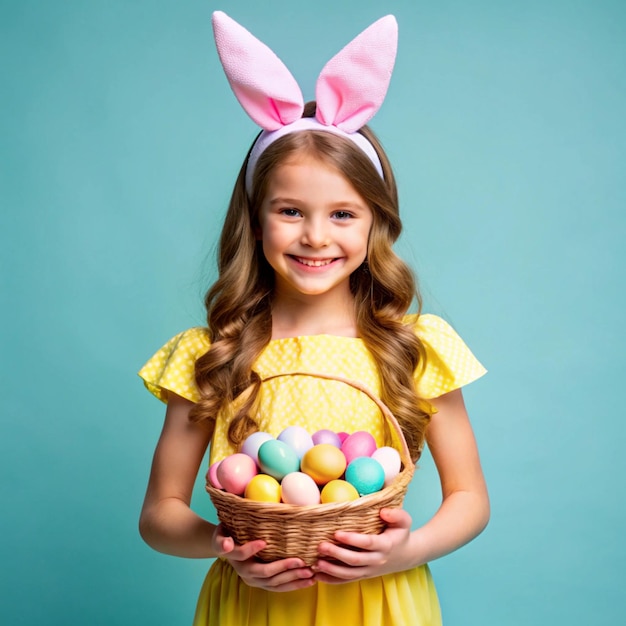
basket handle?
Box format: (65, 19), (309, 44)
(261, 371), (415, 471)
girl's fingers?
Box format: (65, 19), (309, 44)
(215, 528), (316, 591)
(331, 531), (382, 551)
(313, 569), (360, 584)
(213, 525), (268, 561)
(231, 556), (316, 591)
(313, 508), (414, 579)
(248, 557), (309, 577)
(379, 507), (412, 527)
(325, 507), (412, 555)
(313, 556), (369, 582)
(257, 564), (316, 590)
(225, 539), (268, 561)
(317, 541), (376, 567)
(216, 535), (234, 553)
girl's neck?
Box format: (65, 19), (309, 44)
(270, 292), (358, 339)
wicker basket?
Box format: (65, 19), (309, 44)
(206, 372), (416, 565)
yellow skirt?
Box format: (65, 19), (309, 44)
(193, 559), (442, 626)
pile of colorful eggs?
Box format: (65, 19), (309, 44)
(206, 426), (402, 505)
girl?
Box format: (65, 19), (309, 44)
(139, 12), (489, 626)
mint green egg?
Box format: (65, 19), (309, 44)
(258, 439), (300, 481)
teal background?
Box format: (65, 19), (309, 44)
(2, 0), (624, 624)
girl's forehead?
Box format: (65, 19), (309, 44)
(273, 153), (337, 175)
(267, 151), (353, 188)
(265, 155), (365, 202)
(274, 149), (335, 171)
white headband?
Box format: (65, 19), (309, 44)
(244, 118), (384, 195)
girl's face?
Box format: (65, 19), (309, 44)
(257, 153), (373, 303)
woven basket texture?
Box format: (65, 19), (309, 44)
(206, 372), (416, 565)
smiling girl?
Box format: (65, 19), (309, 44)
(138, 12), (489, 626)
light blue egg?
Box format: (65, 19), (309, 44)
(345, 457), (385, 496)
(240, 431), (273, 464)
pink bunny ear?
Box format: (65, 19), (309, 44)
(315, 15), (398, 132)
(212, 11), (304, 131)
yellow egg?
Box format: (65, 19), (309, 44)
(301, 444), (347, 485)
(321, 479), (360, 503)
(244, 474), (281, 502)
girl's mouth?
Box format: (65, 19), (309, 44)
(291, 256), (337, 267)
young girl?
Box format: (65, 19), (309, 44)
(139, 12), (489, 626)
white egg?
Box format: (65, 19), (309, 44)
(371, 446), (401, 486)
(280, 472), (321, 505)
(240, 431), (273, 464)
(277, 426), (314, 460)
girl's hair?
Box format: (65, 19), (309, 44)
(189, 102), (431, 460)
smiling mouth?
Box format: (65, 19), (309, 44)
(292, 256), (336, 267)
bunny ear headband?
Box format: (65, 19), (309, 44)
(211, 11), (398, 195)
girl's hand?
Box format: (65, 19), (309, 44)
(312, 508), (415, 584)
(313, 388), (491, 582)
(212, 524), (316, 592)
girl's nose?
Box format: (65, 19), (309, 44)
(302, 218), (330, 248)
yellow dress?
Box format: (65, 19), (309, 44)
(139, 314), (486, 626)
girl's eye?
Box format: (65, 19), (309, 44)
(332, 211), (354, 220)
(280, 208), (301, 217)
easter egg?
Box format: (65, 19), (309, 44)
(301, 444), (347, 485)
(206, 460), (223, 489)
(371, 446), (401, 486)
(312, 429), (342, 448)
(258, 439), (300, 481)
(216, 453), (258, 495)
(321, 479), (360, 503)
(244, 474), (281, 503)
(345, 457), (385, 496)
(341, 431), (377, 464)
(241, 431), (274, 464)
(277, 426), (314, 459)
(337, 431), (350, 444)
(281, 472), (321, 506)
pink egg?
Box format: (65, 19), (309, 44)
(206, 461), (223, 489)
(337, 431), (350, 443)
(371, 446), (401, 486)
(277, 426), (314, 459)
(312, 429), (342, 448)
(240, 431), (273, 464)
(216, 453), (258, 495)
(281, 472), (321, 506)
(341, 431), (377, 464)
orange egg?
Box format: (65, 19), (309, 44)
(300, 444), (347, 485)
(244, 474), (281, 502)
(321, 479), (360, 503)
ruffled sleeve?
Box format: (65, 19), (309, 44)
(138, 327), (211, 403)
(411, 314), (487, 399)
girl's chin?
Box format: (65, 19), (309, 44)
(274, 278), (353, 299)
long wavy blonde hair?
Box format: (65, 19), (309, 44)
(190, 103), (431, 460)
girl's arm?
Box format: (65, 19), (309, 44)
(313, 387), (490, 580)
(406, 386), (490, 563)
(139, 392), (317, 591)
(140, 391), (268, 560)
(139, 392), (219, 558)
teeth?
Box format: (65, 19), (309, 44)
(296, 257), (333, 267)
